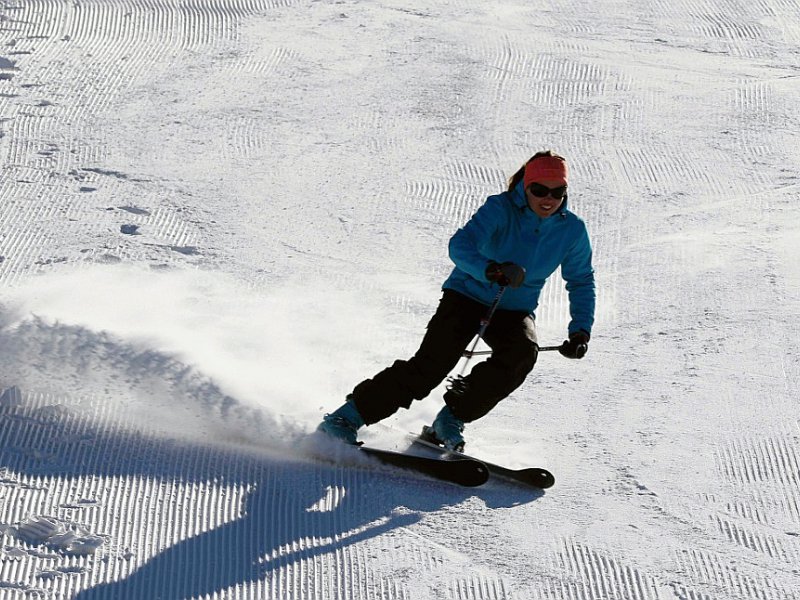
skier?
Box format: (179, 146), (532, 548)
(318, 150), (595, 451)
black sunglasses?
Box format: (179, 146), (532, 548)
(527, 183), (567, 200)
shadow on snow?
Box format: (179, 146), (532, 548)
(0, 385), (543, 600)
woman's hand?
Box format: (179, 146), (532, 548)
(559, 330), (590, 359)
(485, 261), (526, 288)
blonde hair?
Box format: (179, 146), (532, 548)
(507, 150), (566, 191)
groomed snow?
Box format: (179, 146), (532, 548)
(1, 0), (799, 598)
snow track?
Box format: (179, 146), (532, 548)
(2, 0), (800, 598)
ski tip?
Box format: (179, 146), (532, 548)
(527, 469), (555, 489)
(464, 463), (490, 487)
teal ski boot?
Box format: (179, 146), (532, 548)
(430, 405), (465, 452)
(317, 396), (364, 445)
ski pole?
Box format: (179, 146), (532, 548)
(457, 286), (507, 376)
(462, 344), (562, 358)
(450, 287), (561, 393)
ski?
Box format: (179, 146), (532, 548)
(410, 427), (555, 489)
(358, 445), (489, 487)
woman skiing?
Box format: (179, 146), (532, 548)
(318, 150), (595, 451)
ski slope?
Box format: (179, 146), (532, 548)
(1, 0), (799, 598)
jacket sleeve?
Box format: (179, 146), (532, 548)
(561, 221), (596, 335)
(447, 195), (504, 281)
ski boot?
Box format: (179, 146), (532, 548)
(427, 405), (465, 452)
(317, 396), (364, 445)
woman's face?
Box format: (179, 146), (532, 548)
(525, 178), (566, 218)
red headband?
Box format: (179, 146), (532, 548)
(524, 156), (568, 187)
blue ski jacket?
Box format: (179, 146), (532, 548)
(442, 180), (595, 335)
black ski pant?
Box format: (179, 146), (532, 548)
(350, 289), (538, 425)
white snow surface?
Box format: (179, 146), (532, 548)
(1, 0), (799, 598)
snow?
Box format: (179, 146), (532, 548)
(1, 0), (799, 598)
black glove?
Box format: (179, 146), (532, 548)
(559, 330), (590, 359)
(485, 261), (526, 288)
